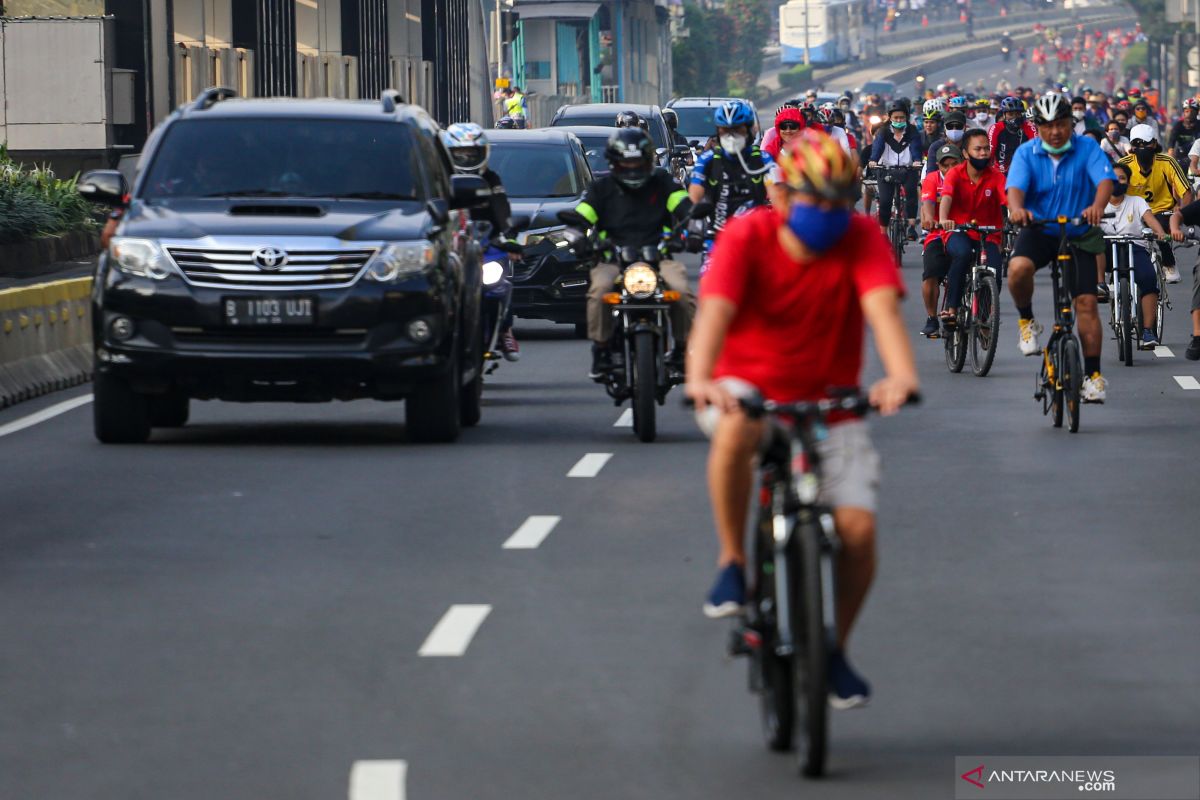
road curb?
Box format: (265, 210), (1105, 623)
(0, 278), (93, 409)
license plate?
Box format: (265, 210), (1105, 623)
(223, 296), (316, 326)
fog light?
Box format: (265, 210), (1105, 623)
(407, 319), (433, 343)
(109, 316), (135, 341)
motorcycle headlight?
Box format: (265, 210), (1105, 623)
(622, 264), (659, 298)
(365, 241), (436, 282)
(482, 260), (505, 286)
(110, 238), (173, 280)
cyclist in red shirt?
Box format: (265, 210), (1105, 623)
(938, 128), (1007, 329)
(686, 129), (920, 709)
(919, 143), (963, 337)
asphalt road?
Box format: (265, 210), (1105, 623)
(4, 113), (1199, 800)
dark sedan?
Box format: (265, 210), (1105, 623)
(487, 129), (595, 335)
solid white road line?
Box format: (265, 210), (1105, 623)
(502, 515), (561, 549)
(568, 452), (612, 478)
(1174, 375), (1200, 390)
(1155, 346), (1175, 358)
(614, 408), (633, 427)
(0, 394), (92, 439)
(418, 605), (492, 657)
(349, 760), (407, 800)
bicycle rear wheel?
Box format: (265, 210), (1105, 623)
(944, 312), (967, 373)
(1118, 274), (1133, 366)
(890, 218), (904, 265)
(791, 523), (828, 778)
(1062, 336), (1083, 433)
(970, 273), (1000, 376)
(753, 513), (794, 751)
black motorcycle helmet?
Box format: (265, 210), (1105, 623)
(605, 128), (656, 190)
(495, 116), (517, 129)
(615, 110), (642, 128)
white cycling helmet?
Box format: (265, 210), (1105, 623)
(922, 98), (946, 118)
(1032, 92), (1071, 125)
(442, 122), (490, 173)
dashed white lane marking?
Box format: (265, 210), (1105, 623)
(614, 408), (633, 427)
(503, 515), (561, 549)
(1154, 346), (1175, 358)
(418, 605), (492, 657)
(349, 760), (407, 800)
(1174, 375), (1200, 390)
(0, 394), (92, 439)
(568, 452), (612, 478)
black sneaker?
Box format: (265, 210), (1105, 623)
(1096, 283), (1110, 304)
(906, 224), (919, 241)
(1187, 336), (1200, 361)
(920, 316), (940, 338)
(589, 345), (612, 379)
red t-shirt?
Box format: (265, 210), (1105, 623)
(702, 208), (905, 404)
(919, 170), (948, 246)
(940, 162), (1007, 244)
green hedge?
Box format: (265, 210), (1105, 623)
(1123, 41), (1148, 72)
(0, 145), (97, 245)
(778, 64), (814, 92)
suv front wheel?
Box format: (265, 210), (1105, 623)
(93, 369), (151, 444)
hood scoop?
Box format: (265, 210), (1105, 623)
(229, 204), (325, 217)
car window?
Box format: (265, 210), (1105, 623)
(489, 143), (583, 198)
(577, 136), (610, 174)
(552, 113), (666, 149)
(672, 107), (717, 140)
(140, 118), (422, 200)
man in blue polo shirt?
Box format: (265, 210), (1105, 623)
(1006, 92), (1115, 403)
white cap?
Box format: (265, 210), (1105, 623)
(1129, 123), (1155, 143)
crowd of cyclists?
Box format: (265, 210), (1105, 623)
(439, 25), (1200, 709)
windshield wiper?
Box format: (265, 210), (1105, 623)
(330, 191), (419, 200)
(204, 189), (291, 198)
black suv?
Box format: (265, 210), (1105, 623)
(78, 88), (487, 444)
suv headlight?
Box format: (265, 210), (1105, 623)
(519, 226), (570, 248)
(365, 241), (436, 282)
(110, 238), (173, 280)
(622, 264), (659, 298)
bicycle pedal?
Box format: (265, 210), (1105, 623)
(727, 627), (760, 657)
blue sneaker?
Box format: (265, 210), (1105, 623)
(828, 649), (871, 710)
(1141, 329), (1159, 349)
(702, 563), (745, 619)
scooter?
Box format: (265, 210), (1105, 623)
(473, 220), (525, 373)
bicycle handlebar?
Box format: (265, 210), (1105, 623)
(684, 391), (921, 419)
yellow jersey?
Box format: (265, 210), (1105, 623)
(1117, 153), (1190, 213)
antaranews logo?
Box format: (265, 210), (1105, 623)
(960, 764), (1117, 793)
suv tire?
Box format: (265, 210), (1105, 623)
(94, 370), (151, 444)
(460, 322), (484, 427)
(149, 392), (190, 428)
(406, 348), (462, 443)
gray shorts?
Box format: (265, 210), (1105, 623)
(696, 377), (881, 513)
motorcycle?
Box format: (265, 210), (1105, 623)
(473, 220), (526, 374)
(558, 201), (712, 442)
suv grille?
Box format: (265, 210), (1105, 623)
(166, 246), (376, 289)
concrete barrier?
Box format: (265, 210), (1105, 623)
(0, 278), (93, 409)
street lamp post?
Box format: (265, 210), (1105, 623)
(803, 0), (810, 66)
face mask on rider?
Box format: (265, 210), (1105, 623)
(976, 113), (992, 126)
(720, 133), (747, 153)
(787, 201), (852, 253)
(1072, 109), (1085, 121)
(946, 128), (965, 143)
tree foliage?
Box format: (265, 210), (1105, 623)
(672, 3), (735, 97)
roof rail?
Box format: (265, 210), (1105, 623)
(381, 90), (405, 113)
(192, 86), (236, 111)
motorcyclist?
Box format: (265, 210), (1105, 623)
(575, 128), (696, 378)
(443, 123), (521, 361)
(615, 110), (644, 129)
(687, 99), (774, 274)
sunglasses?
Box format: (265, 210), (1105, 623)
(1130, 139), (1153, 148)
(944, 123), (965, 130)
(778, 122), (801, 131)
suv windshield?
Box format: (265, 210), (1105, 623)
(140, 118), (422, 200)
(489, 143), (584, 198)
(552, 114), (666, 148)
(573, 135), (610, 175)
(672, 107), (718, 140)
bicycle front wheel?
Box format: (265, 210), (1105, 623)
(1062, 336), (1083, 433)
(970, 273), (1000, 376)
(754, 514), (794, 751)
(1118, 273), (1133, 367)
(791, 523), (828, 778)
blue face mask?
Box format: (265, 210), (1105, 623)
(787, 202), (852, 253)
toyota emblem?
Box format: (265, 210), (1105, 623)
(252, 246), (288, 270)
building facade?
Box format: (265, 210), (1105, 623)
(0, 0), (492, 170)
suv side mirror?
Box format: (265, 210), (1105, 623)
(449, 174), (489, 210)
(77, 169), (128, 207)
(672, 144), (691, 157)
